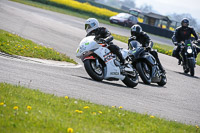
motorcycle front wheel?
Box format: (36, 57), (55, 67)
(136, 62), (151, 84)
(188, 59), (195, 76)
(84, 59), (104, 81)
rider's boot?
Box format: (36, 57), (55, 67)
(178, 59), (182, 65)
(157, 62), (166, 74)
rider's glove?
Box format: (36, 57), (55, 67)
(146, 46), (151, 51)
(108, 41), (113, 46)
(98, 38), (106, 44)
(174, 42), (178, 46)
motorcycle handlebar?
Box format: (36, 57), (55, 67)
(105, 36), (113, 43)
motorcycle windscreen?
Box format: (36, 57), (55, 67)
(129, 40), (141, 50)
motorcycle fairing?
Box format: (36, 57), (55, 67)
(94, 47), (125, 80)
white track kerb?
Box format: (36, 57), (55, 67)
(0, 52), (81, 68)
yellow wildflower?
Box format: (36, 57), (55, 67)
(78, 111), (83, 114)
(67, 128), (73, 133)
(83, 106), (89, 109)
(13, 106), (18, 110)
(75, 110), (79, 113)
(65, 96), (69, 99)
(27, 106), (32, 110)
(112, 106), (116, 108)
(0, 102), (4, 106)
(92, 112), (96, 115)
(119, 106), (123, 109)
(196, 125), (199, 129)
(98, 111), (102, 114)
(150, 115), (155, 118)
(50, 0), (118, 17)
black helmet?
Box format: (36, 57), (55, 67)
(131, 24), (142, 36)
(181, 18), (189, 27)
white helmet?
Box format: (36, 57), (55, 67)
(131, 24), (142, 36)
(85, 18), (99, 34)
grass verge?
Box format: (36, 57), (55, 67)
(112, 33), (200, 66)
(0, 82), (199, 133)
(0, 29), (77, 64)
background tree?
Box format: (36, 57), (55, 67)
(139, 4), (153, 13)
(121, 0), (136, 9)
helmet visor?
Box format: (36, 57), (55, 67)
(85, 22), (96, 31)
(182, 22), (188, 27)
(85, 24), (91, 31)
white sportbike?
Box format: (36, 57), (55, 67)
(76, 36), (138, 88)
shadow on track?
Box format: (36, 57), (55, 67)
(173, 71), (200, 79)
(72, 75), (139, 89)
(138, 81), (167, 88)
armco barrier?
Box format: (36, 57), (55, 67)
(138, 23), (174, 38)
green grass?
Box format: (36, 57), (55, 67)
(0, 29), (77, 64)
(112, 33), (200, 65)
(0, 82), (199, 133)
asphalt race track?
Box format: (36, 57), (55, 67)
(0, 0), (200, 125)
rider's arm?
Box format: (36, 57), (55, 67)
(172, 28), (179, 45)
(191, 27), (198, 40)
(94, 27), (111, 40)
(143, 33), (151, 47)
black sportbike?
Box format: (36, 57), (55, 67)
(128, 40), (167, 86)
(179, 39), (197, 76)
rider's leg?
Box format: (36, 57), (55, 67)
(150, 50), (166, 73)
(173, 45), (182, 65)
(108, 43), (125, 64)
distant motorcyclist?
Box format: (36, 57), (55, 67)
(85, 18), (125, 65)
(172, 18), (200, 65)
(128, 24), (166, 73)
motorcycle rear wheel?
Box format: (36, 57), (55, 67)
(122, 73), (138, 88)
(84, 59), (104, 81)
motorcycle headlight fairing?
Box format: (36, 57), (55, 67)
(187, 48), (193, 54)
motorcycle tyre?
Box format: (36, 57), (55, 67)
(188, 59), (195, 76)
(122, 74), (138, 88)
(136, 62), (151, 84)
(84, 59), (104, 81)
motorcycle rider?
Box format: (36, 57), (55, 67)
(172, 18), (200, 65)
(85, 18), (125, 65)
(128, 24), (166, 73)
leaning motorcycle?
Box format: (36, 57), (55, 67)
(76, 36), (138, 88)
(128, 40), (167, 86)
(179, 39), (197, 76)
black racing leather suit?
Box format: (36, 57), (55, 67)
(172, 26), (200, 60)
(128, 31), (165, 72)
(86, 27), (125, 64)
